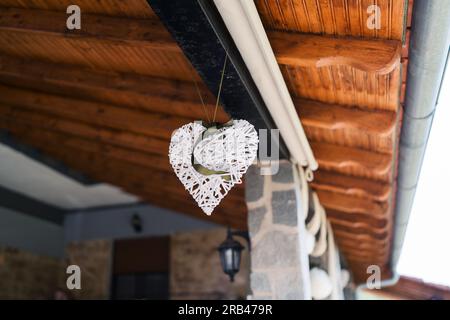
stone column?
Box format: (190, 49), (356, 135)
(245, 160), (311, 300)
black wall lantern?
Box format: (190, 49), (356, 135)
(131, 213), (143, 233)
(217, 228), (250, 282)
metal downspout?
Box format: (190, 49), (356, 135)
(357, 0), (450, 298)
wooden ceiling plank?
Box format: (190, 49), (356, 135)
(338, 245), (389, 257)
(0, 7), (179, 51)
(0, 9), (196, 80)
(0, 118), (247, 204)
(0, 85), (190, 140)
(311, 141), (393, 182)
(340, 243), (390, 258)
(0, 0), (156, 19)
(339, 249), (389, 260)
(0, 105), (168, 156)
(0, 118), (170, 173)
(336, 238), (389, 252)
(0, 107), (241, 190)
(0, 30), (196, 80)
(327, 217), (389, 237)
(296, 98), (397, 136)
(0, 54), (226, 121)
(311, 170), (391, 202)
(343, 252), (389, 264)
(317, 188), (389, 219)
(0, 107), (240, 186)
(255, 0), (406, 41)
(333, 229), (390, 245)
(283, 64), (401, 111)
(269, 31), (402, 74)
(333, 227), (389, 241)
(342, 250), (389, 265)
(297, 97), (397, 153)
(326, 209), (390, 229)
(304, 126), (396, 156)
(0, 117), (241, 185)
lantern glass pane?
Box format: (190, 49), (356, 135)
(233, 249), (241, 271)
(225, 248), (234, 271)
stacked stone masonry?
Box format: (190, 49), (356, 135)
(246, 160), (309, 300)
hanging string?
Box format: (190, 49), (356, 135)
(189, 71), (211, 124)
(188, 52), (228, 125)
(213, 52), (228, 123)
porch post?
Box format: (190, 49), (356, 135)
(245, 160), (311, 300)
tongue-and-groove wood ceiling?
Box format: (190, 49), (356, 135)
(256, 0), (412, 282)
(0, 0), (412, 283)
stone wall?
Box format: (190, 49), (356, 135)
(0, 246), (63, 299)
(170, 228), (250, 300)
(246, 161), (311, 300)
(0, 232), (248, 300)
(62, 239), (113, 300)
(0, 239), (112, 300)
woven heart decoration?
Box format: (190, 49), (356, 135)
(169, 120), (258, 215)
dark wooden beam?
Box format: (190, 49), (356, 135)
(148, 0), (290, 159)
(269, 31), (402, 74)
(0, 185), (64, 225)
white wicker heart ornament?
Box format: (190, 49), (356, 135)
(169, 120), (258, 215)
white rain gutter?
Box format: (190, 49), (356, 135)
(212, 0), (318, 172)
